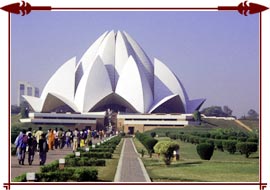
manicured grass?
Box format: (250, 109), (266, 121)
(141, 138), (258, 182)
(96, 138), (124, 181)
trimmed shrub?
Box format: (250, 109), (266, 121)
(136, 132), (158, 156)
(193, 137), (200, 144)
(196, 143), (214, 160)
(81, 152), (112, 159)
(37, 168), (98, 182)
(78, 147), (114, 153)
(37, 170), (72, 182)
(165, 131), (170, 137)
(150, 132), (156, 138)
(247, 138), (259, 143)
(12, 173), (26, 182)
(210, 133), (216, 139)
(236, 142), (258, 158)
(206, 139), (215, 146)
(215, 135), (222, 139)
(199, 138), (207, 144)
(72, 168), (98, 181)
(214, 140), (224, 151)
(169, 134), (178, 140)
(181, 134), (188, 142)
(188, 135), (195, 144)
(154, 141), (180, 165)
(40, 160), (59, 173)
(222, 140), (237, 154)
(153, 141), (163, 154)
(220, 135), (229, 140)
(65, 157), (106, 167)
(228, 136), (237, 140)
(237, 137), (247, 142)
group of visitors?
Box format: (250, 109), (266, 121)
(14, 127), (48, 165)
(14, 126), (108, 166)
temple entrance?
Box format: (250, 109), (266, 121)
(128, 126), (134, 135)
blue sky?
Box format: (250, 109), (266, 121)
(11, 11), (259, 117)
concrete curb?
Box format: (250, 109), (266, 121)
(130, 138), (151, 182)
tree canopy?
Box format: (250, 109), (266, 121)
(201, 106), (233, 117)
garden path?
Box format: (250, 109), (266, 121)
(114, 138), (151, 182)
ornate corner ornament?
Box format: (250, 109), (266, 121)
(1, 1), (51, 16)
(218, 1), (268, 16)
(3, 184), (10, 190)
(261, 184), (267, 190)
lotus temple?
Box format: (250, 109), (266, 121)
(20, 30), (205, 133)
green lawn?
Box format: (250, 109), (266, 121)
(96, 138), (123, 181)
(137, 137), (259, 182)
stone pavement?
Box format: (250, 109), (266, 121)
(11, 138), (102, 180)
(114, 138), (151, 182)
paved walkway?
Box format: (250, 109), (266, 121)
(114, 138), (151, 182)
(11, 138), (102, 180)
(235, 120), (253, 132)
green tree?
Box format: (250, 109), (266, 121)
(193, 110), (202, 122)
(223, 106), (233, 117)
(236, 142), (258, 158)
(247, 109), (259, 120)
(20, 101), (29, 118)
(201, 106), (227, 117)
(223, 140), (237, 154)
(11, 105), (20, 114)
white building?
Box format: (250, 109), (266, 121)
(21, 31), (205, 132)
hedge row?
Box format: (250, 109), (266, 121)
(65, 157), (106, 167)
(13, 168), (98, 182)
(171, 134), (258, 153)
(170, 133), (258, 144)
(78, 147), (114, 153)
(65, 152), (112, 159)
(135, 132), (158, 155)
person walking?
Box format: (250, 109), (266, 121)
(85, 129), (92, 146)
(34, 126), (43, 151)
(54, 128), (59, 149)
(58, 128), (64, 149)
(27, 133), (37, 165)
(72, 128), (79, 152)
(47, 129), (54, 150)
(15, 129), (28, 165)
(65, 129), (72, 148)
(39, 133), (48, 165)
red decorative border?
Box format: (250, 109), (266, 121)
(2, 1), (268, 190)
(1, 1), (268, 16)
(3, 184), (10, 190)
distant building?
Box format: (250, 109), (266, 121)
(17, 81), (39, 106)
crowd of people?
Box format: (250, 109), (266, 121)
(14, 126), (107, 166)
